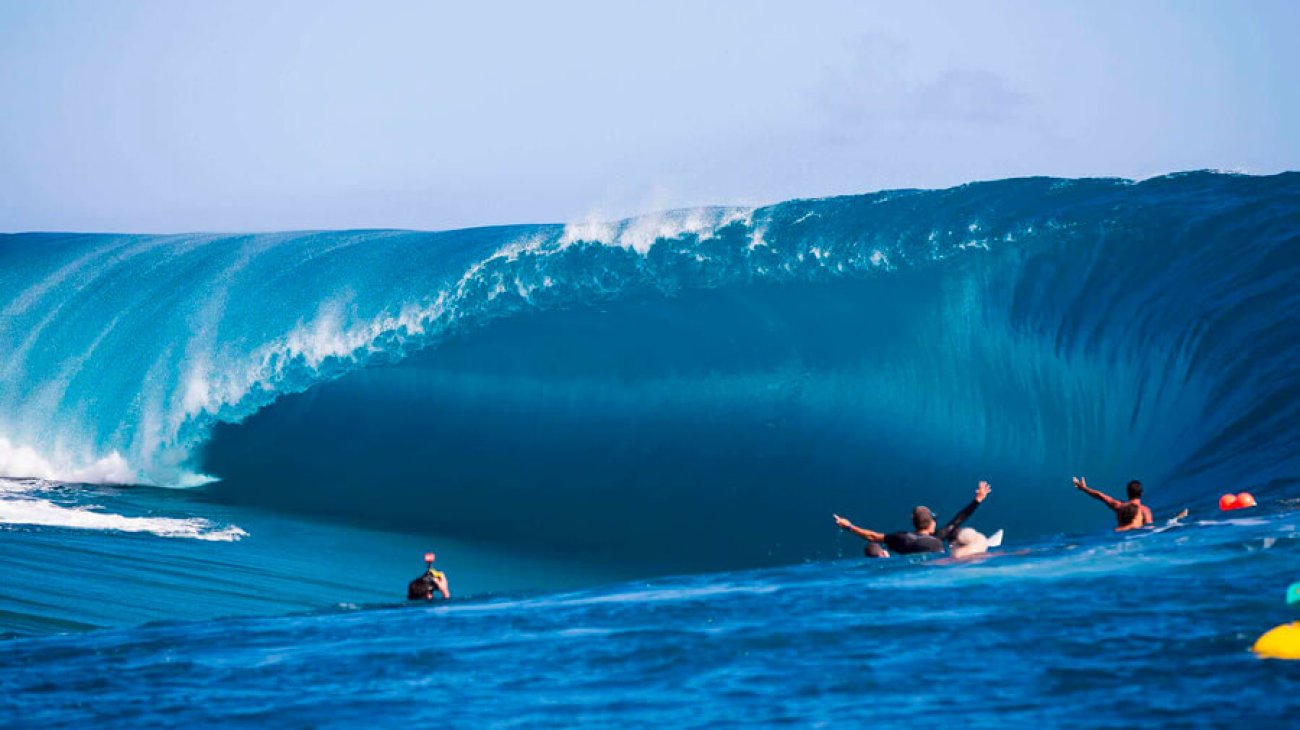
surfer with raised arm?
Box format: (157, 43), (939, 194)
(1071, 477), (1153, 531)
(407, 552), (451, 600)
(834, 481), (992, 557)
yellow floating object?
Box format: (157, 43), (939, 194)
(1253, 622), (1300, 660)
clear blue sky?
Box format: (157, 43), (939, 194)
(2, 0), (1296, 232)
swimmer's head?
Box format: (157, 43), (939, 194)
(1126, 480), (1143, 500)
(912, 506), (936, 531)
(950, 528), (989, 559)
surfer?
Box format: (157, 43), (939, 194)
(1071, 477), (1152, 531)
(407, 552), (451, 600)
(834, 480), (992, 556)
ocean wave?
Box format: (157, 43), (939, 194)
(0, 197), (928, 485)
(0, 479), (246, 541)
(0, 172), (1297, 520)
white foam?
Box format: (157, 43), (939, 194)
(560, 207), (754, 254)
(0, 436), (139, 485)
(1195, 517), (1272, 527)
(559, 213), (618, 250)
(0, 480), (246, 541)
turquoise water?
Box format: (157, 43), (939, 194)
(0, 478), (624, 636)
(2, 508), (1298, 727)
(2, 172), (1299, 724)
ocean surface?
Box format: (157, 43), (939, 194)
(1, 172), (1299, 725)
(2, 510), (1298, 727)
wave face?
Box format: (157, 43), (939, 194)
(3, 173), (1299, 568)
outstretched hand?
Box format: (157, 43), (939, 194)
(833, 514), (853, 530)
(975, 481), (991, 502)
(431, 572), (450, 599)
(1072, 476), (1088, 491)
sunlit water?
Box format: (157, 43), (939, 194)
(3, 173), (1299, 726)
(3, 506), (1297, 727)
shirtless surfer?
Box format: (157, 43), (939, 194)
(1072, 476), (1153, 531)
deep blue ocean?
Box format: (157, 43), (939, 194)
(1, 172), (1299, 725)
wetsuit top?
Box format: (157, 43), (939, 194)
(882, 499), (982, 555)
(407, 570), (445, 601)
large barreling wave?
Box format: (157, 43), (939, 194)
(2, 172), (1297, 568)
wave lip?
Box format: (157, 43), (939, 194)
(0, 479), (246, 541)
(1, 172), (1297, 498)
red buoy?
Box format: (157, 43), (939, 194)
(1220, 492), (1257, 511)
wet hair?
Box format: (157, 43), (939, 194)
(912, 506), (935, 531)
(1126, 480), (1143, 500)
(1116, 502), (1141, 526)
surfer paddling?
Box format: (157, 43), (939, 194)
(834, 481), (992, 557)
(407, 552), (451, 600)
(1071, 477), (1152, 531)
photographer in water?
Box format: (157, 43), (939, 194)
(407, 552), (451, 600)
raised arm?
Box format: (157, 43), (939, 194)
(938, 481), (991, 542)
(1072, 476), (1122, 510)
(834, 515), (885, 543)
(432, 571), (450, 599)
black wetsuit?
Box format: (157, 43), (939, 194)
(882, 499), (982, 555)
